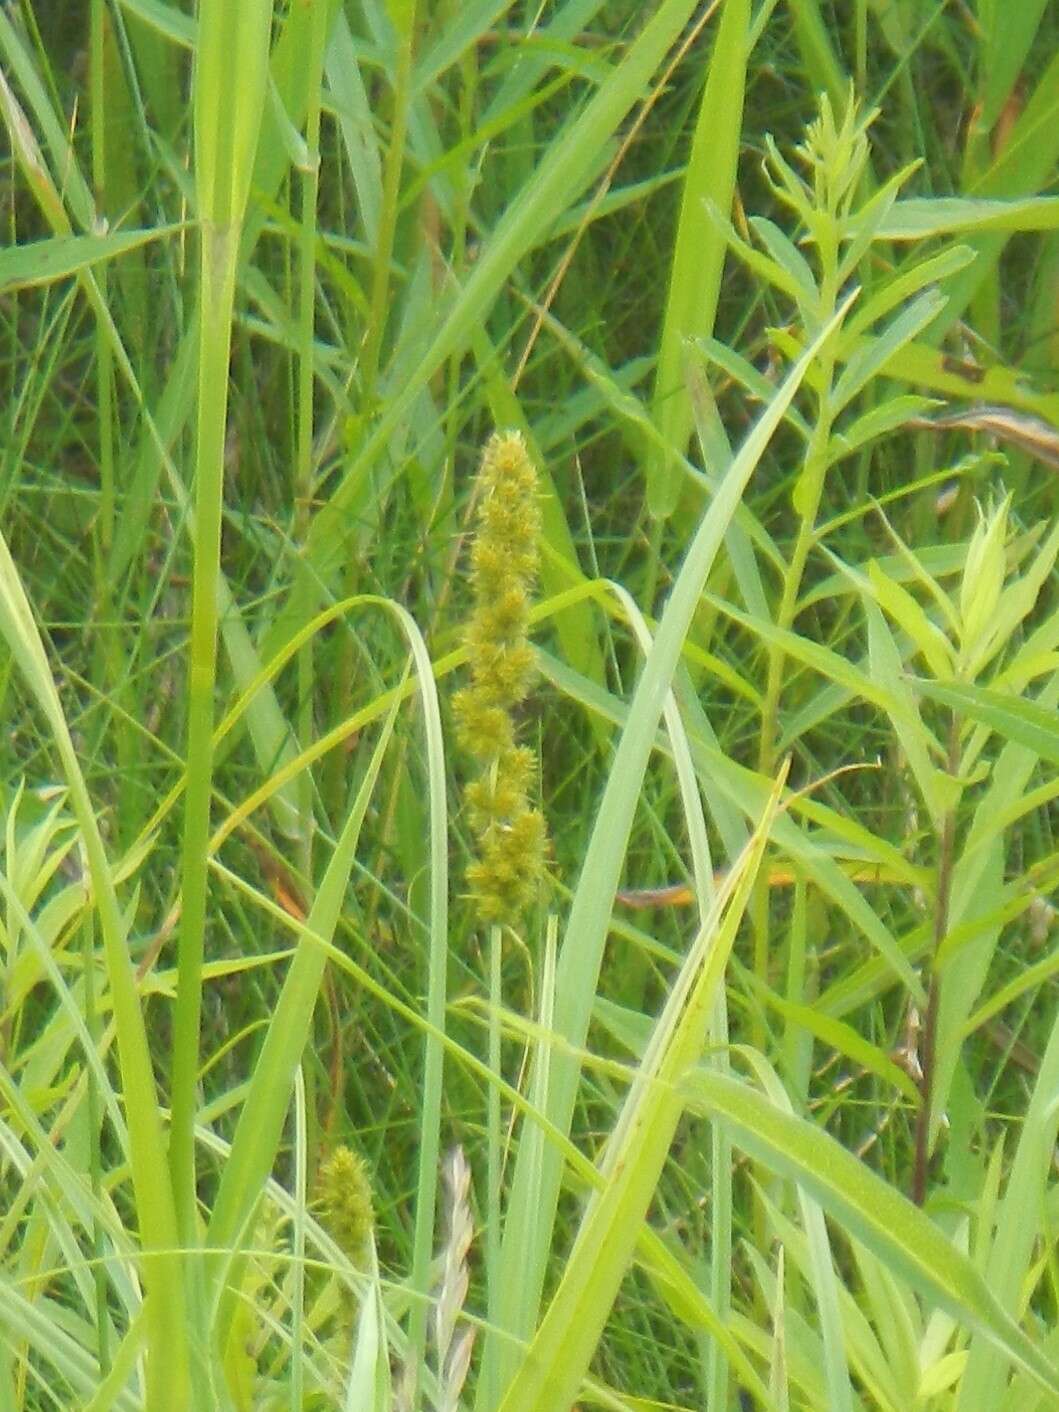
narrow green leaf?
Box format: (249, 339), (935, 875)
(957, 1008), (1059, 1407)
(867, 561), (954, 681)
(343, 1260), (391, 1412)
(930, 675), (1059, 1144)
(837, 161), (921, 285)
(206, 602), (445, 1352)
(0, 536), (186, 1405)
(830, 394), (940, 461)
(649, 0), (750, 516)
(702, 197), (812, 311)
(846, 245), (976, 341)
(832, 287), (946, 413)
(694, 334), (811, 438)
(912, 679), (1059, 764)
(748, 980), (921, 1106)
(880, 195), (1059, 239)
(864, 598), (953, 828)
(750, 215), (821, 311)
(0, 227), (181, 292)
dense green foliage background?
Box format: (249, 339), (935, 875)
(4, 2), (1059, 1409)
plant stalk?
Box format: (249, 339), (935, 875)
(913, 716), (961, 1205)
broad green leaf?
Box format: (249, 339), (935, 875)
(115, 0), (195, 46)
(193, 0), (272, 226)
(685, 1071), (1059, 1400)
(975, 0), (1051, 131)
(924, 47), (1059, 340)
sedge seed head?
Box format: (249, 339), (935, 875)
(317, 1146), (375, 1270)
(455, 430), (550, 928)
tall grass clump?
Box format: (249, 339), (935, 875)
(3, 3), (1059, 1411)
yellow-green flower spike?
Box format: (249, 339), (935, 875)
(316, 1146), (375, 1271)
(454, 431), (549, 927)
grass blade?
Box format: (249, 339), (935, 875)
(648, 0), (750, 518)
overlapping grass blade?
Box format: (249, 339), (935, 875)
(0, 538), (185, 1404)
(496, 771), (784, 1412)
(648, 0), (749, 518)
(205, 602), (447, 1368)
(481, 296), (855, 1401)
(265, 0), (704, 645)
(167, 0), (275, 1248)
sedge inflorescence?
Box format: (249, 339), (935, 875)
(453, 431), (548, 927)
(316, 1145), (375, 1271)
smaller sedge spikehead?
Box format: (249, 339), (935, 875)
(316, 1145), (375, 1271)
(454, 431), (548, 927)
